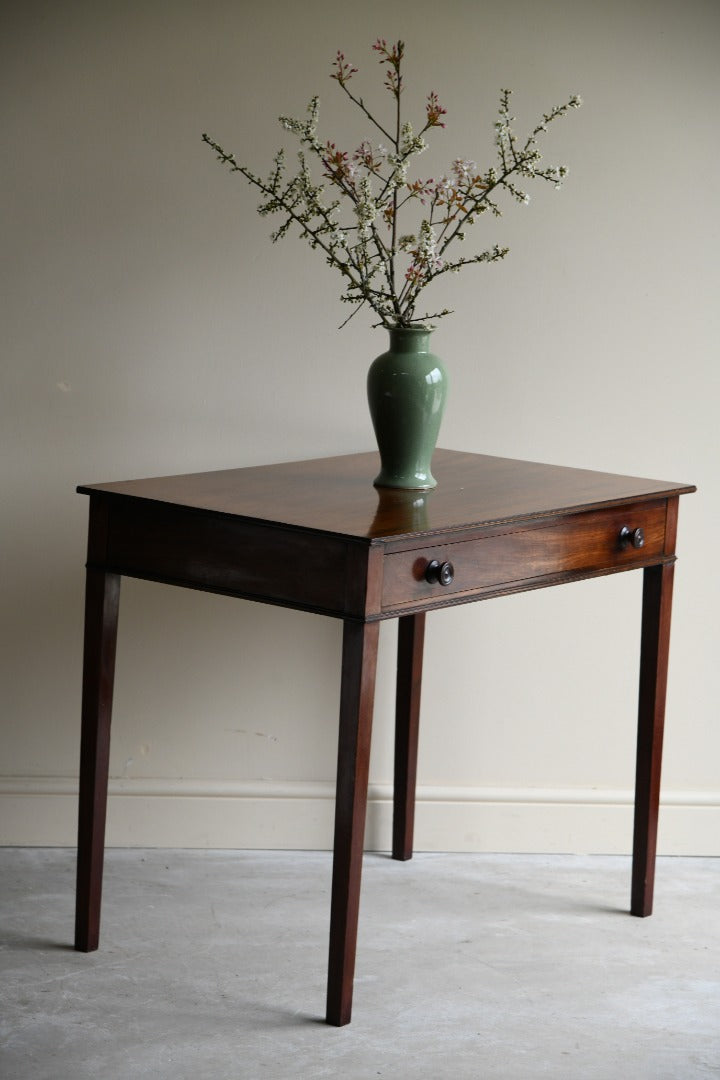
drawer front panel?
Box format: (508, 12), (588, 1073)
(382, 501), (667, 610)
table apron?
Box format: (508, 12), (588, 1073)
(88, 495), (675, 622)
(95, 498), (367, 618)
(380, 500), (670, 615)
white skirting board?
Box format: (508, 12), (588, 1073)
(1, 777), (719, 854)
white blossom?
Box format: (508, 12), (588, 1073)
(400, 121), (427, 157)
(355, 176), (377, 239)
(388, 153), (408, 188)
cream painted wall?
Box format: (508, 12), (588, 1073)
(2, 0), (718, 853)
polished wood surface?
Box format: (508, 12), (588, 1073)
(74, 449), (695, 1026)
(79, 449), (694, 541)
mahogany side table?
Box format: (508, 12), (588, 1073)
(74, 449), (695, 1025)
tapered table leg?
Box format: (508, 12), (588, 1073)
(393, 613), (426, 861)
(75, 565), (120, 951)
(631, 562), (675, 917)
(326, 620), (379, 1027)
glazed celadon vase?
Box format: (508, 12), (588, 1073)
(367, 327), (448, 490)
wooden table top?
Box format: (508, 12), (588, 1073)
(78, 449), (695, 542)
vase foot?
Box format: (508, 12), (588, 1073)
(373, 472), (437, 491)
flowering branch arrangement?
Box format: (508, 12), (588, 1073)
(202, 40), (581, 330)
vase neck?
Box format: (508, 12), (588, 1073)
(388, 327), (432, 354)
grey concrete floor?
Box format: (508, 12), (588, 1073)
(1, 850), (719, 1080)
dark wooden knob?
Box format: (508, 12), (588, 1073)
(619, 526), (645, 550)
(425, 559), (455, 586)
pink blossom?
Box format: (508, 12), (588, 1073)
(426, 91), (447, 128)
(330, 51), (358, 86)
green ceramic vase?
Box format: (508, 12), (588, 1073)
(367, 327), (448, 490)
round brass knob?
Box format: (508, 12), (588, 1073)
(619, 526), (645, 550)
(425, 559), (455, 586)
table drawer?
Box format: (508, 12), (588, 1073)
(381, 501), (667, 611)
